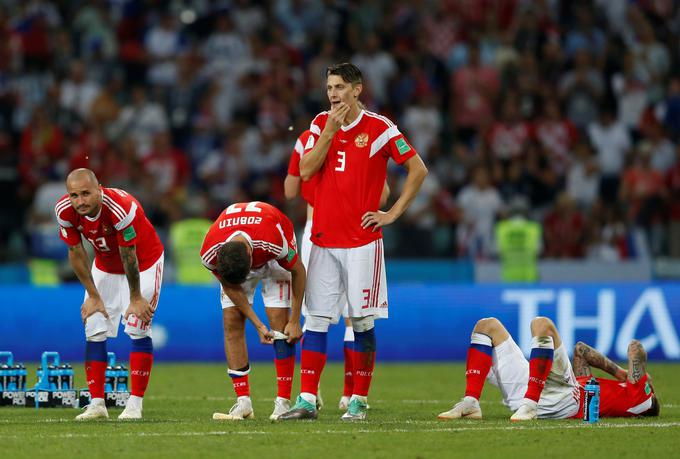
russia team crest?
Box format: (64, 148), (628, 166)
(355, 133), (369, 147)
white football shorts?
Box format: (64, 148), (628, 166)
(486, 336), (580, 419)
(305, 239), (387, 322)
(300, 219), (348, 320)
(220, 259), (291, 309)
(85, 253), (164, 339)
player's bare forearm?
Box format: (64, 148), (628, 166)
(387, 155), (428, 221)
(627, 339), (647, 384)
(575, 341), (627, 381)
(284, 175), (301, 200)
(68, 243), (99, 298)
(299, 131), (333, 180)
(379, 180), (390, 208)
(119, 245), (142, 299)
(221, 282), (265, 329)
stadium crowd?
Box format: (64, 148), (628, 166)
(1, 0), (679, 264)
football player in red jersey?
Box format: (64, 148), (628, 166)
(438, 316), (659, 421)
(200, 201), (305, 421)
(280, 63), (428, 421)
(285, 128), (390, 410)
(55, 168), (164, 420)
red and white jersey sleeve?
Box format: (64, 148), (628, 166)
(55, 187), (163, 274)
(287, 130), (317, 206)
(307, 110), (418, 248)
(200, 202), (299, 277)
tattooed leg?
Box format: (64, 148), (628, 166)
(627, 340), (647, 384)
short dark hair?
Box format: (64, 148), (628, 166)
(641, 394), (660, 417)
(326, 63), (363, 85)
(216, 241), (251, 284)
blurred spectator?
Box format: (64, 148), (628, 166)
(566, 141), (600, 210)
(588, 106), (632, 202)
(486, 94), (530, 160)
(543, 192), (586, 258)
(666, 145), (680, 257)
(534, 96), (578, 177)
(619, 149), (666, 255)
(451, 41), (500, 146)
(144, 11), (186, 87)
(59, 59), (101, 121)
(456, 166), (503, 258)
(559, 49), (604, 129)
(402, 91), (442, 161)
(111, 85), (168, 156)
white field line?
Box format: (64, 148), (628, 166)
(1, 421), (680, 439)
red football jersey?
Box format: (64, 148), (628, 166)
(200, 202), (299, 276)
(55, 187), (164, 274)
(287, 130), (317, 206)
(307, 109), (417, 248)
(574, 375), (656, 418)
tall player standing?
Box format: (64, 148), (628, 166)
(280, 63), (427, 421)
(199, 201), (305, 420)
(284, 129), (390, 410)
(55, 168), (163, 420)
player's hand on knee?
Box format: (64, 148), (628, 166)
(124, 296), (154, 324)
(81, 296), (109, 324)
(283, 320), (303, 343)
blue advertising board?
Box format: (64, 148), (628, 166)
(1, 283), (678, 362)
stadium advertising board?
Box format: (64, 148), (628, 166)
(1, 283), (678, 361)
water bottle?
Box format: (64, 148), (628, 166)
(583, 377), (600, 423)
(105, 365), (115, 392)
(0, 364), (8, 391)
(18, 364), (27, 390)
(114, 365), (127, 392)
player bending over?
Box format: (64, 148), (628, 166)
(438, 316), (659, 421)
(56, 169), (164, 420)
(200, 201), (305, 420)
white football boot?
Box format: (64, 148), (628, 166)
(339, 395), (351, 411)
(213, 397), (254, 421)
(269, 397), (291, 420)
(118, 395), (143, 420)
(510, 400), (538, 421)
(75, 398), (109, 421)
(437, 396), (482, 420)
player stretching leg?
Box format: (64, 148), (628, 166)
(200, 202), (304, 420)
(56, 169), (164, 420)
(284, 131), (389, 410)
(279, 63), (427, 421)
(438, 317), (659, 420)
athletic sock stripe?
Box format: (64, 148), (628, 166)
(470, 343), (493, 356)
(529, 348), (555, 359)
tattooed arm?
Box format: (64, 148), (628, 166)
(626, 339), (648, 384)
(573, 341), (628, 381)
(120, 245), (153, 323)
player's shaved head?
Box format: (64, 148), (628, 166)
(66, 168), (102, 217)
(66, 168), (99, 188)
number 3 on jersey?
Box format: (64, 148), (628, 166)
(335, 151), (346, 172)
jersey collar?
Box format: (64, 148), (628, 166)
(226, 230), (254, 250)
(340, 109), (364, 132)
(84, 206), (102, 222)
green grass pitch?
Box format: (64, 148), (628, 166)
(1, 362), (679, 458)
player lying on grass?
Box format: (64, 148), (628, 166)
(200, 201), (305, 421)
(438, 316), (660, 421)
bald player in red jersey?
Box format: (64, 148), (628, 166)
(200, 201), (305, 421)
(55, 169), (164, 421)
(280, 63), (428, 422)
